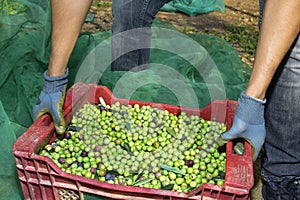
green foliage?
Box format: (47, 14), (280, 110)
(224, 25), (258, 56)
(209, 25), (258, 65)
(180, 24), (258, 67)
(92, 0), (112, 8)
(0, 0), (26, 15)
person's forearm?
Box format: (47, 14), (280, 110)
(48, 0), (92, 76)
(245, 0), (300, 100)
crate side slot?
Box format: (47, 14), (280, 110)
(224, 141), (254, 191)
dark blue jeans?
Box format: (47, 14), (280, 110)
(259, 1), (300, 199)
(262, 177), (300, 200)
(262, 34), (300, 199)
(111, 0), (167, 71)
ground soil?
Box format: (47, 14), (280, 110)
(82, 0), (263, 199)
(83, 0), (260, 66)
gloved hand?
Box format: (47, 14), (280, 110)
(219, 92), (266, 161)
(33, 69), (68, 134)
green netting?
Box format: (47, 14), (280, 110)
(0, 101), (24, 200)
(161, 0), (225, 16)
(0, 0), (251, 199)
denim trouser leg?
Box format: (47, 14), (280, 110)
(262, 177), (300, 200)
(111, 0), (167, 71)
(262, 33), (300, 199)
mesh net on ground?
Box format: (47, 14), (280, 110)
(161, 0), (225, 16)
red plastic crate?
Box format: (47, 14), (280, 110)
(13, 82), (254, 200)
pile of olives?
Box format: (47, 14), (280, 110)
(40, 102), (227, 192)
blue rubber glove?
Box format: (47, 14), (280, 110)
(33, 69), (68, 134)
(220, 92), (266, 161)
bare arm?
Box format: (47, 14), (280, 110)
(48, 0), (92, 76)
(245, 0), (300, 100)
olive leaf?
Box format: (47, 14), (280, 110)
(213, 177), (225, 182)
(123, 143), (133, 156)
(161, 164), (186, 175)
(133, 178), (152, 186)
(165, 127), (177, 137)
(161, 184), (174, 190)
(107, 108), (117, 113)
(106, 170), (120, 176)
(67, 125), (81, 131)
(188, 186), (197, 192)
(94, 171), (100, 180)
(218, 171), (226, 179)
(125, 122), (131, 130)
(129, 170), (140, 176)
(185, 120), (191, 125)
(133, 170), (144, 183)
